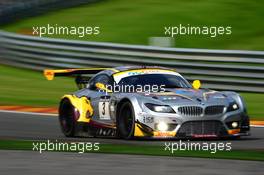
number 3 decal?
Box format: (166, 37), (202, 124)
(99, 101), (110, 120)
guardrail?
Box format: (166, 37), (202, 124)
(0, 30), (263, 92)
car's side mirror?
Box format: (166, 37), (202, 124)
(95, 83), (112, 93)
(192, 80), (201, 90)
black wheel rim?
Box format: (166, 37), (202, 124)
(59, 100), (74, 135)
(61, 110), (72, 133)
(119, 103), (134, 138)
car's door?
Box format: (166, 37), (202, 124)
(87, 74), (113, 121)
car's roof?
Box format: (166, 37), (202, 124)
(97, 66), (176, 76)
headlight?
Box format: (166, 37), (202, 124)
(231, 121), (239, 128)
(226, 121), (239, 129)
(227, 102), (239, 112)
(156, 122), (169, 131)
(145, 103), (175, 113)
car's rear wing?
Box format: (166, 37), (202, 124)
(43, 68), (116, 80)
(43, 68), (116, 89)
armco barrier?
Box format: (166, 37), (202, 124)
(0, 31), (263, 92)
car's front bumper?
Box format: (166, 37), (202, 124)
(134, 110), (250, 138)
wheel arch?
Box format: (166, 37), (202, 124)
(60, 94), (93, 123)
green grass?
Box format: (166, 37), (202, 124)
(0, 65), (263, 120)
(239, 93), (264, 121)
(1, 0), (264, 50)
(0, 65), (75, 107)
(0, 140), (263, 161)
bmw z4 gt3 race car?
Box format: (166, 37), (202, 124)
(44, 66), (250, 139)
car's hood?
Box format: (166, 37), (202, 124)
(140, 88), (230, 105)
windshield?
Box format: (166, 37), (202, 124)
(118, 74), (191, 88)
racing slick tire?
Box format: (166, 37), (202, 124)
(117, 101), (135, 139)
(59, 98), (77, 137)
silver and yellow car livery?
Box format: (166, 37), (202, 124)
(44, 66), (250, 139)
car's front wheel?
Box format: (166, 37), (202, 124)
(59, 98), (77, 137)
(117, 101), (135, 139)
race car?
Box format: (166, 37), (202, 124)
(44, 66), (250, 139)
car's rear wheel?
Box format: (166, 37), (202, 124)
(117, 101), (135, 139)
(59, 98), (77, 137)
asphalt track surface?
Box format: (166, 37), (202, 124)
(0, 150), (263, 175)
(0, 111), (263, 149)
(0, 111), (263, 175)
